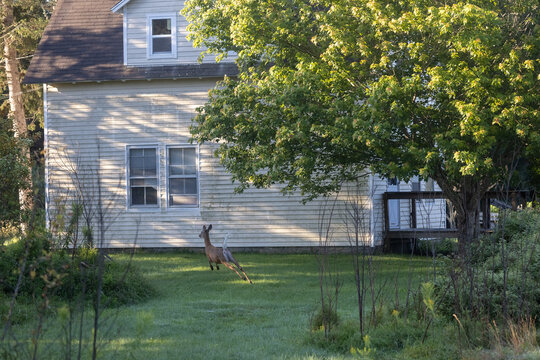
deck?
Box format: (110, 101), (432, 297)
(382, 190), (529, 250)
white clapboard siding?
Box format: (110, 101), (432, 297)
(46, 79), (373, 248)
(124, 0), (236, 66)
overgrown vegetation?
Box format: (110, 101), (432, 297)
(416, 238), (458, 257)
(0, 155), (154, 359)
(5, 253), (437, 359)
(0, 231), (154, 305)
(0, 227), (155, 358)
(436, 209), (540, 323)
(0, 121), (31, 226)
(2, 244), (539, 359)
(307, 208), (540, 360)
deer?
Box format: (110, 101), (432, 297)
(199, 224), (253, 284)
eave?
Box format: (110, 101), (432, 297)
(111, 0), (132, 13)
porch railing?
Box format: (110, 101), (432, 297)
(382, 190), (529, 245)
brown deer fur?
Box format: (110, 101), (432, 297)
(199, 224), (252, 284)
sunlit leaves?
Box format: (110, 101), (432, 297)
(186, 0), (539, 198)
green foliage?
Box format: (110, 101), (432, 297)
(367, 316), (424, 353)
(1, 0), (52, 127)
(309, 307), (455, 358)
(350, 334), (375, 359)
(0, 231), (52, 296)
(53, 248), (155, 307)
(0, 121), (31, 225)
(421, 282), (435, 314)
(311, 303), (339, 331)
(0, 292), (33, 325)
(436, 209), (540, 322)
(99, 258), (155, 307)
(416, 238), (458, 257)
(0, 234), (154, 311)
(309, 320), (361, 353)
(186, 0), (539, 203)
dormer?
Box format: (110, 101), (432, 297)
(112, 0), (232, 67)
(24, 0), (238, 85)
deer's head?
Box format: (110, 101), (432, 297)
(199, 224), (212, 239)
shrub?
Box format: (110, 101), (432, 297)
(0, 234), (155, 313)
(0, 232), (54, 296)
(436, 209), (540, 323)
(309, 320), (361, 353)
(55, 249), (155, 307)
(0, 122), (30, 226)
(309, 308), (429, 355)
(99, 259), (155, 307)
(0, 292), (33, 326)
(311, 304), (339, 331)
(416, 238), (458, 256)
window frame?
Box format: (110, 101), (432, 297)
(126, 144), (160, 210)
(166, 144), (200, 210)
(146, 13), (177, 59)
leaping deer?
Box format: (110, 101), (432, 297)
(199, 224), (253, 284)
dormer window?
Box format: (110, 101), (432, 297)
(147, 14), (177, 59)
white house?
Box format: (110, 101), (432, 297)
(25, 0), (446, 249)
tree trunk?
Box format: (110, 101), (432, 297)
(455, 199), (480, 255)
(2, 0), (33, 218)
(433, 173), (486, 254)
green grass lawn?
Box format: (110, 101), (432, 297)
(6, 253), (444, 359)
(8, 252), (540, 359)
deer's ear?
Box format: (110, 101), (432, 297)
(208, 224), (212, 231)
(202, 225), (207, 231)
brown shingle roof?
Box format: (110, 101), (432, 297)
(23, 0), (238, 84)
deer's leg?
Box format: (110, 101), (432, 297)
(231, 258), (253, 284)
(222, 262), (246, 281)
(238, 266), (253, 284)
(209, 261), (214, 271)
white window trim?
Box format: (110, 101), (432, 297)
(123, 6), (128, 65)
(146, 13), (177, 59)
(166, 144), (201, 212)
(126, 144), (161, 211)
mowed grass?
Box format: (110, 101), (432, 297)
(11, 252), (433, 359)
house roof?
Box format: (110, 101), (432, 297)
(23, 0), (238, 84)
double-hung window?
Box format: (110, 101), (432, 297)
(147, 14), (177, 58)
(128, 147), (158, 207)
(167, 146), (198, 208)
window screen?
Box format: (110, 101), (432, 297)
(129, 148), (158, 206)
(151, 18), (172, 54)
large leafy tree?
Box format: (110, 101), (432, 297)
(1, 0), (52, 226)
(185, 0), (539, 248)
